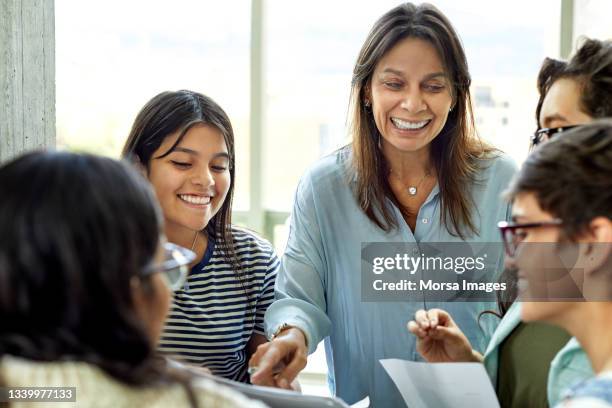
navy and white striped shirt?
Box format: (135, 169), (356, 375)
(159, 227), (279, 382)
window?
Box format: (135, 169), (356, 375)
(264, 0), (559, 216)
(573, 0), (612, 41)
(55, 0), (251, 209)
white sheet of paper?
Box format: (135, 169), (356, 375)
(380, 359), (500, 408)
(351, 396), (370, 407)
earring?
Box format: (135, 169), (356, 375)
(449, 107), (453, 112)
(364, 100), (371, 108)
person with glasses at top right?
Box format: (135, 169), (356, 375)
(408, 37), (612, 408)
(532, 38), (612, 148)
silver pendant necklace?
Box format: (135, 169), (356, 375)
(390, 169), (431, 196)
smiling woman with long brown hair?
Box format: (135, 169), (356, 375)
(248, 3), (517, 407)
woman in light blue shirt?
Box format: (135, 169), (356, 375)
(249, 3), (516, 407)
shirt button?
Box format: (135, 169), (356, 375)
(422, 218), (429, 224)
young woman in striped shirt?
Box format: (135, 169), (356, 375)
(122, 90), (279, 382)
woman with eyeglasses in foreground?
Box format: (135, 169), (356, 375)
(408, 37), (612, 408)
(122, 90), (279, 383)
(0, 151), (266, 408)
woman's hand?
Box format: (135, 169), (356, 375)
(248, 327), (308, 389)
(407, 308), (483, 363)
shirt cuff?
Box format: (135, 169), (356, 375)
(264, 299), (331, 355)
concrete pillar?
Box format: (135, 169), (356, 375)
(0, 0), (55, 163)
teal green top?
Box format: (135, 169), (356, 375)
(483, 302), (594, 406)
(496, 321), (571, 407)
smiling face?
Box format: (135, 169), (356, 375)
(368, 37), (453, 156)
(147, 124), (230, 241)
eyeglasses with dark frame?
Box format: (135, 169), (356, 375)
(497, 219), (564, 257)
(531, 125), (578, 147)
(142, 242), (196, 292)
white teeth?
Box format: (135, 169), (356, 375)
(179, 195), (211, 205)
(391, 118), (430, 130)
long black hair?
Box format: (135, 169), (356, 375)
(0, 151), (196, 405)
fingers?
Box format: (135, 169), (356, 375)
(250, 331), (308, 389)
(275, 349), (307, 389)
(250, 343), (284, 387)
(414, 308), (449, 330)
(408, 308), (458, 340)
(428, 325), (476, 362)
(248, 341), (269, 368)
(408, 319), (454, 341)
(425, 324), (457, 340)
(414, 309), (430, 329)
(426, 308), (453, 329)
(407, 320), (427, 338)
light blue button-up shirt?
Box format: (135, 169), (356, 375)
(265, 148), (517, 407)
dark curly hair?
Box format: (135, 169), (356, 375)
(535, 38), (612, 127)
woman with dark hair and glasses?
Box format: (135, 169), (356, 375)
(0, 151), (266, 407)
(506, 121), (612, 407)
(531, 38), (612, 148)
(122, 90), (279, 383)
(248, 3), (517, 407)
(407, 37), (612, 408)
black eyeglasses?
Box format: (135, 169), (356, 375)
(142, 242), (196, 292)
(531, 125), (578, 147)
(497, 219), (563, 256)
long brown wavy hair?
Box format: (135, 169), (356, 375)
(349, 2), (497, 238)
